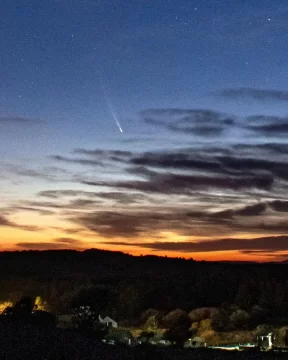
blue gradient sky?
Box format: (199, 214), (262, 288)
(1, 0), (288, 261)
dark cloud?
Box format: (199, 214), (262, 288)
(38, 190), (108, 199)
(13, 206), (55, 216)
(250, 123), (288, 135)
(234, 203), (267, 216)
(103, 235), (288, 253)
(50, 227), (86, 235)
(129, 150), (288, 180)
(72, 209), (218, 238)
(8, 167), (52, 180)
(0, 215), (14, 227)
(16, 237), (84, 250)
(73, 211), (169, 237)
(216, 156), (288, 181)
(83, 172), (273, 194)
(216, 88), (288, 102)
(211, 203), (267, 219)
(38, 189), (148, 205)
(38, 190), (83, 198)
(54, 237), (83, 245)
(240, 250), (276, 255)
(125, 166), (158, 178)
(0, 116), (39, 124)
(22, 199), (98, 212)
(63, 145), (288, 183)
(269, 200), (288, 212)
(68, 199), (99, 208)
(0, 214), (42, 232)
(94, 192), (148, 204)
(25, 193), (145, 214)
(141, 108), (234, 136)
(27, 201), (66, 209)
(242, 221), (288, 234)
(74, 149), (132, 158)
(52, 149), (132, 166)
(139, 105), (288, 139)
(120, 137), (160, 144)
(233, 143), (288, 155)
(51, 155), (103, 167)
(16, 242), (67, 250)
(71, 199), (276, 239)
(16, 242), (73, 250)
(14, 224), (43, 232)
(4, 164), (70, 182)
(131, 152), (221, 171)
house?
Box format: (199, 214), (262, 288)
(185, 336), (206, 348)
(257, 332), (274, 350)
(98, 314), (118, 328)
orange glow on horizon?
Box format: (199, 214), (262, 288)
(0, 215), (285, 263)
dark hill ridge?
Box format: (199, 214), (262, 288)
(0, 249), (288, 319)
(0, 248), (284, 280)
(0, 249), (197, 278)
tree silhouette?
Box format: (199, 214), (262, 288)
(12, 296), (35, 317)
(70, 286), (109, 314)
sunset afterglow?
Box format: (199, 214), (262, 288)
(1, 1), (288, 262)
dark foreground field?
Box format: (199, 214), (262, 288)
(0, 322), (287, 360)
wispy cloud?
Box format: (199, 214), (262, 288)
(3, 164), (72, 183)
(83, 172), (273, 194)
(0, 116), (40, 124)
(103, 235), (288, 253)
(0, 214), (43, 232)
(211, 203), (267, 219)
(216, 88), (288, 102)
(250, 123), (288, 136)
(138, 106), (288, 140)
(51, 155), (103, 167)
(269, 200), (288, 212)
(69, 197), (286, 239)
(16, 237), (84, 250)
(0, 215), (15, 227)
(6, 99), (288, 255)
(141, 108), (234, 136)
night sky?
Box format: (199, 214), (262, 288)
(1, 0), (288, 261)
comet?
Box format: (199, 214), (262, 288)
(99, 72), (123, 134)
(103, 90), (123, 133)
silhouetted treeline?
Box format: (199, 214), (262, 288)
(0, 249), (288, 324)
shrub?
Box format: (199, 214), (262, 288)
(211, 309), (229, 332)
(229, 309), (250, 330)
(162, 309), (190, 329)
(188, 307), (215, 322)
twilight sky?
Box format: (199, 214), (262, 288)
(1, 0), (288, 261)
